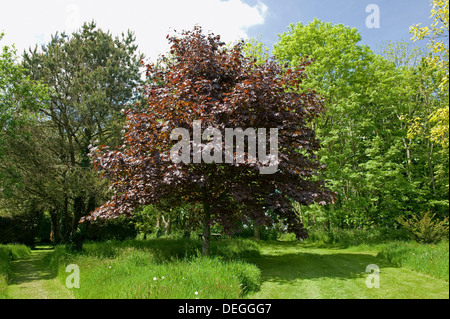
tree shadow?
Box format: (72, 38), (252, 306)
(10, 251), (56, 285)
(247, 243), (395, 286)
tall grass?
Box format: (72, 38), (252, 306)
(52, 238), (259, 261)
(0, 244), (31, 298)
(378, 240), (449, 281)
(305, 228), (410, 247)
(46, 238), (261, 299)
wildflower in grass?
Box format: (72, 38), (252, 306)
(153, 277), (157, 281)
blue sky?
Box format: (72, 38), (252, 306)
(245, 0), (432, 53)
(0, 0), (433, 61)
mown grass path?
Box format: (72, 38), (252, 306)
(6, 248), (74, 299)
(247, 242), (449, 299)
(4, 241), (448, 299)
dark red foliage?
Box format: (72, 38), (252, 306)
(85, 26), (333, 240)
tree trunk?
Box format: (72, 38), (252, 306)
(161, 214), (171, 235)
(155, 213), (162, 237)
(72, 196), (84, 232)
(49, 209), (61, 243)
(427, 141), (437, 198)
(402, 137), (412, 181)
(202, 199), (211, 256)
(62, 195), (71, 243)
(253, 223), (261, 242)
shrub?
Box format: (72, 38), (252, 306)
(397, 212), (449, 244)
(305, 228), (410, 247)
(233, 225), (279, 241)
(82, 217), (137, 242)
(0, 212), (43, 246)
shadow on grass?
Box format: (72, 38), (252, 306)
(10, 250), (57, 285)
(247, 241), (394, 285)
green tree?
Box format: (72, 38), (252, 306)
(410, 0), (449, 147)
(274, 19), (448, 228)
(1, 33), (49, 203)
(242, 36), (270, 65)
(0, 34), (52, 245)
(1, 33), (48, 159)
(382, 41), (449, 219)
(18, 21), (143, 244)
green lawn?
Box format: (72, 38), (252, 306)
(246, 241), (449, 299)
(2, 240), (448, 299)
(6, 249), (74, 299)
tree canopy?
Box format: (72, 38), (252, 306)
(87, 26), (333, 255)
(1, 22), (143, 245)
(274, 18), (448, 228)
(410, 0), (449, 148)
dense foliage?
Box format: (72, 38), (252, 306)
(1, 22), (143, 246)
(273, 19), (449, 230)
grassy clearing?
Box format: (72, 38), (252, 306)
(46, 238), (261, 299)
(7, 236), (445, 299)
(0, 244), (31, 298)
(246, 241), (449, 299)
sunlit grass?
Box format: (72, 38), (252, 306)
(46, 239), (261, 299)
(246, 241), (449, 299)
(43, 238), (449, 299)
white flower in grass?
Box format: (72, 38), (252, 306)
(161, 276), (165, 280)
(195, 291), (198, 295)
(153, 277), (157, 281)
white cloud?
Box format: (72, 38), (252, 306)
(0, 0), (268, 61)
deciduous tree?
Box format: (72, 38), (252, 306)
(274, 19), (449, 228)
(88, 27), (332, 255)
(410, 0), (449, 147)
